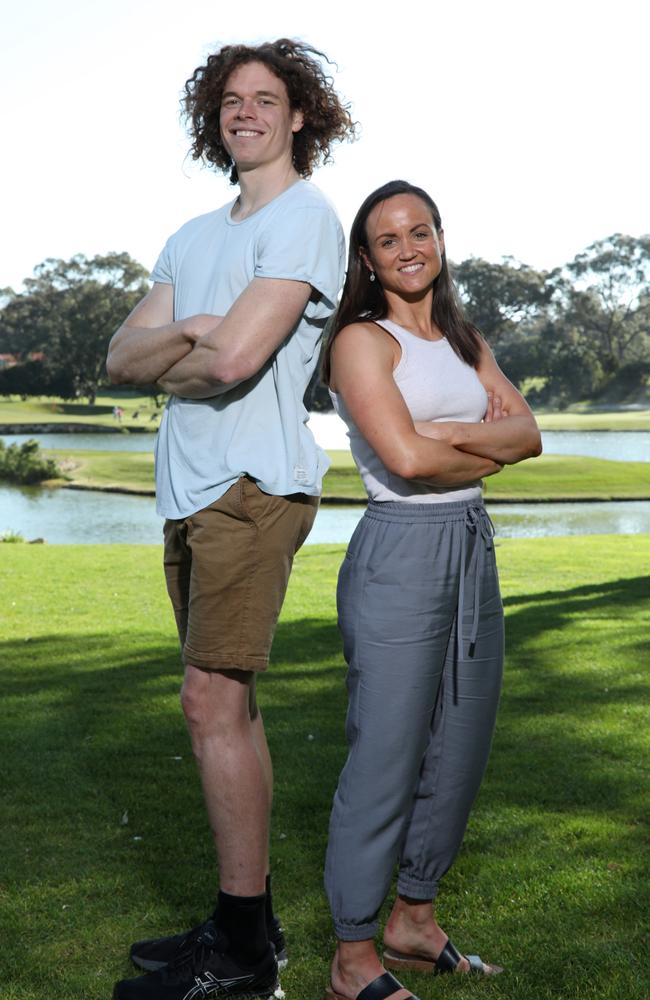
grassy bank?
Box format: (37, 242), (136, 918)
(323, 451), (650, 502)
(535, 407), (650, 430)
(2, 394), (650, 431)
(0, 394), (161, 430)
(1, 537), (648, 1000)
(45, 447), (650, 501)
(52, 448), (155, 492)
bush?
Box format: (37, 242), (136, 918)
(0, 530), (25, 543)
(0, 439), (61, 484)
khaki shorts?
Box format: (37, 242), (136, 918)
(163, 477), (318, 672)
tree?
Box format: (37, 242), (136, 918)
(453, 256), (551, 346)
(0, 357), (77, 398)
(0, 253), (149, 404)
(0, 290), (58, 362)
(452, 256), (552, 389)
(550, 234), (650, 378)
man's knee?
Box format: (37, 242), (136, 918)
(180, 664), (254, 737)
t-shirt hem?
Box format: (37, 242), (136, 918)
(157, 479), (324, 520)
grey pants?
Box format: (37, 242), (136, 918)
(324, 499), (504, 941)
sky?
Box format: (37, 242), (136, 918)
(2, 0), (648, 291)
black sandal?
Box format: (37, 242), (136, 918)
(384, 938), (503, 976)
(325, 970), (421, 999)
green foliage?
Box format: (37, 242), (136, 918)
(453, 236), (650, 406)
(0, 253), (149, 404)
(0, 530), (25, 543)
(0, 357), (77, 398)
(2, 234), (648, 413)
(0, 539), (648, 999)
(453, 256), (551, 345)
(0, 439), (61, 484)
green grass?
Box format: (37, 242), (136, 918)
(1, 538), (649, 1000)
(489, 454), (650, 500)
(51, 448), (155, 493)
(38, 447), (650, 501)
(2, 394), (650, 432)
(323, 452), (650, 502)
(0, 393), (162, 430)
(536, 408), (650, 430)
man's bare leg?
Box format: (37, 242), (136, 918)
(181, 664), (268, 895)
(248, 686), (286, 963)
(250, 679), (274, 862)
(251, 708), (274, 883)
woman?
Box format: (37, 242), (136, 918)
(322, 180), (541, 1000)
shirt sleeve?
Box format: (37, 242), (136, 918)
(254, 203), (345, 308)
(150, 238), (174, 284)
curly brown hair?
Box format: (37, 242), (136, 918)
(183, 38), (357, 183)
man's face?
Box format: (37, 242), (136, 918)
(219, 61), (304, 174)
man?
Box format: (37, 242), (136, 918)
(107, 39), (355, 1000)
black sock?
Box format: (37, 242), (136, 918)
(214, 890), (268, 966)
(265, 874), (274, 929)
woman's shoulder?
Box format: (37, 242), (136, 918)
(335, 319), (392, 343)
(332, 320), (397, 362)
(330, 321), (400, 391)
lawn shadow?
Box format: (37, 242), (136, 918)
(2, 575), (648, 997)
(1, 617), (347, 920)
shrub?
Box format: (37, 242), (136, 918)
(0, 530), (25, 543)
(0, 439), (61, 484)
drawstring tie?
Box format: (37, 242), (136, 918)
(457, 505), (495, 663)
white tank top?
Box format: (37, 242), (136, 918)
(330, 318), (488, 503)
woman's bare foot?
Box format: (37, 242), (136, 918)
(383, 896), (501, 975)
(330, 940), (414, 999)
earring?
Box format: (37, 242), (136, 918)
(369, 271), (376, 282)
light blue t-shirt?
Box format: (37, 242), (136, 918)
(151, 180), (345, 519)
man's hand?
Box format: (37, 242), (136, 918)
(106, 282), (225, 387)
(155, 277), (312, 399)
(184, 314), (224, 343)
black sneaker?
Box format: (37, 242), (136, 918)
(130, 916), (288, 972)
(268, 918), (287, 971)
(115, 923), (279, 999)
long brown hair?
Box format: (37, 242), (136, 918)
(323, 180), (481, 383)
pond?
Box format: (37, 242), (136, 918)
(2, 483), (649, 545)
(2, 417), (649, 461)
(2, 415), (649, 543)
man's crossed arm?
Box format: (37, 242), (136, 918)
(106, 278), (312, 399)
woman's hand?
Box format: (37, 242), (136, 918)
(414, 391), (510, 444)
(413, 420), (457, 444)
(484, 392), (509, 423)
(441, 341), (542, 464)
(331, 322), (506, 485)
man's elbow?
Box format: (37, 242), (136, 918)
(105, 352), (125, 385)
(207, 349), (261, 386)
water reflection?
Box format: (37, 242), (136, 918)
(0, 432), (158, 452)
(2, 484), (649, 545)
(310, 502), (650, 544)
(2, 423), (650, 462)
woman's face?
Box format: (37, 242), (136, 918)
(361, 193), (445, 296)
